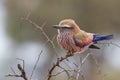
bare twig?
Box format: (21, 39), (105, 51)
(66, 58), (78, 68)
(75, 53), (91, 80)
(10, 67), (16, 74)
(6, 64), (28, 80)
(58, 65), (70, 79)
(52, 69), (74, 77)
(97, 41), (120, 48)
(81, 53), (90, 65)
(30, 50), (42, 80)
(90, 53), (101, 74)
(22, 14), (58, 56)
(62, 61), (72, 69)
(110, 42), (120, 48)
(47, 54), (73, 80)
(16, 58), (25, 70)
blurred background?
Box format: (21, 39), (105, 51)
(1, 0), (120, 80)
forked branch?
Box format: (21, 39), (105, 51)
(6, 64), (28, 80)
(47, 54), (73, 80)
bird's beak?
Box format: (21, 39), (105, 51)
(52, 25), (61, 29)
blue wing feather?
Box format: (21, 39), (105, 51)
(92, 34), (113, 43)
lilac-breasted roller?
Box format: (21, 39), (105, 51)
(53, 19), (113, 54)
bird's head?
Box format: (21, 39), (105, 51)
(53, 19), (80, 34)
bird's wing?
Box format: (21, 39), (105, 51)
(73, 30), (93, 47)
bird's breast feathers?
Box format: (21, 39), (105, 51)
(57, 31), (93, 53)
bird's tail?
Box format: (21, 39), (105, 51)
(92, 34), (113, 43)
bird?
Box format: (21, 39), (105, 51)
(52, 19), (113, 55)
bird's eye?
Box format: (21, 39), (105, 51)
(62, 26), (72, 29)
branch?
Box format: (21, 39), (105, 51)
(6, 64), (28, 80)
(22, 15), (58, 57)
(47, 54), (73, 80)
(97, 41), (120, 48)
(30, 50), (42, 80)
(52, 69), (74, 76)
(75, 53), (91, 80)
